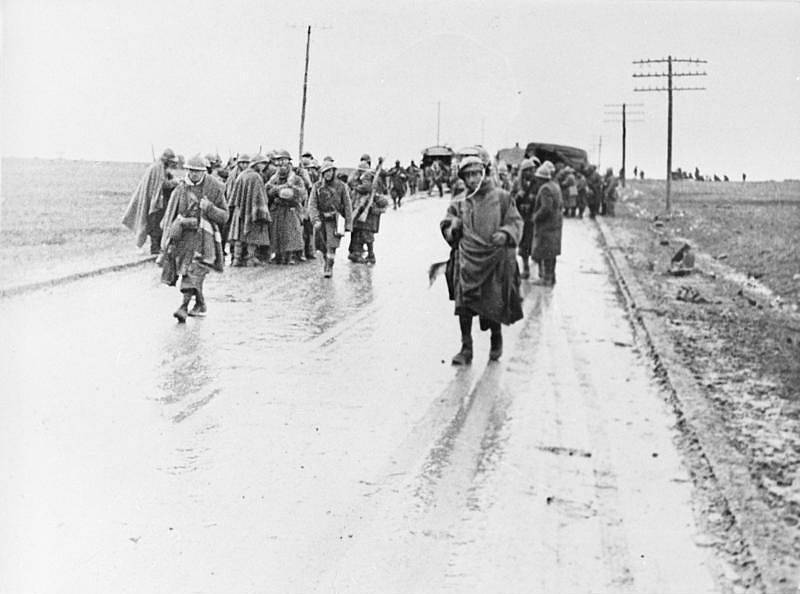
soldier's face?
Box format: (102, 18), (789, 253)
(463, 167), (483, 191)
(188, 169), (205, 183)
(323, 169), (335, 182)
(277, 158), (291, 174)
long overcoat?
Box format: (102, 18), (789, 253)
(122, 160), (167, 247)
(440, 179), (524, 327)
(532, 180), (563, 260)
(228, 167), (271, 246)
(266, 171), (307, 253)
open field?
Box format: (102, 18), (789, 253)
(0, 158), (153, 288)
(608, 179), (800, 582)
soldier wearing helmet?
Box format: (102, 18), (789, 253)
(387, 159), (408, 210)
(266, 150), (308, 265)
(511, 157), (542, 279)
(158, 154), (228, 323)
(228, 154), (272, 267)
(439, 154), (524, 365)
(530, 161), (563, 286)
(349, 157), (389, 264)
(122, 147), (180, 254)
(308, 159), (353, 277)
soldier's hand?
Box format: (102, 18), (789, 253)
(491, 231), (507, 246)
(200, 198), (211, 213)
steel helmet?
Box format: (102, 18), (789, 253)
(474, 145), (492, 167)
(250, 153), (269, 166)
(161, 148), (178, 163)
(458, 155), (484, 173)
(238, 153), (252, 163)
(275, 149), (292, 161)
(320, 160), (336, 174)
(519, 158), (536, 172)
(534, 161), (555, 180)
(185, 154), (207, 171)
(307, 158), (320, 169)
(360, 153), (371, 163)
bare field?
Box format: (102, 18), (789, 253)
(609, 180), (800, 580)
(0, 158), (152, 288)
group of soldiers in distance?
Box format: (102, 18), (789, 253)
(122, 145), (619, 329)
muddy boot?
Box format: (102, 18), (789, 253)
(489, 329), (503, 361)
(451, 338), (473, 365)
(521, 257), (530, 279)
(173, 293), (192, 323)
(365, 244), (376, 264)
(232, 242), (245, 267)
(348, 251), (364, 263)
(452, 315), (473, 365)
(188, 291), (207, 317)
(323, 255), (333, 278)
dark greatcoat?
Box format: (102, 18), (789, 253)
(159, 174), (228, 283)
(532, 180), (563, 260)
(266, 170), (307, 253)
(440, 179), (524, 327)
(309, 177), (353, 251)
(228, 167), (271, 246)
(122, 160), (168, 248)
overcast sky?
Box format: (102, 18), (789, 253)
(2, 0), (798, 180)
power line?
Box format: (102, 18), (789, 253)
(604, 103), (645, 187)
(633, 55), (708, 211)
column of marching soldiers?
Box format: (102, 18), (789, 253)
(123, 147), (620, 326)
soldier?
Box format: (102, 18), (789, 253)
(585, 164), (603, 219)
(266, 150), (307, 265)
(222, 153), (251, 258)
(512, 158), (540, 279)
(122, 147), (179, 255)
(530, 161), (563, 286)
(603, 167), (619, 216)
(309, 159), (353, 278)
(575, 169), (588, 218)
(387, 159), (408, 209)
(429, 160), (445, 197)
(497, 162), (512, 191)
(349, 160), (389, 264)
(228, 154), (272, 267)
(440, 155), (523, 365)
(158, 154), (228, 322)
(406, 160), (421, 196)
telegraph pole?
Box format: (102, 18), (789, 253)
(436, 101), (441, 145)
(633, 56), (707, 211)
(604, 103), (644, 187)
(298, 25), (311, 159)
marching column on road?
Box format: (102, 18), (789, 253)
(122, 147), (179, 254)
(440, 155), (523, 366)
(124, 142), (618, 323)
(157, 154), (228, 323)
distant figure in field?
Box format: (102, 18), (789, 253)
(695, 166), (701, 180)
(742, 173), (747, 182)
(640, 170), (645, 180)
(122, 147), (179, 254)
(724, 175), (729, 182)
(633, 165), (638, 177)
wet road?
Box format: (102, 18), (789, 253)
(0, 196), (721, 593)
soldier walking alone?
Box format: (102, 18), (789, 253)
(530, 161), (563, 286)
(440, 156), (523, 365)
(158, 154), (228, 322)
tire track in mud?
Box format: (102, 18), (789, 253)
(300, 290), (548, 592)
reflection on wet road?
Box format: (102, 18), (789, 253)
(0, 196), (721, 593)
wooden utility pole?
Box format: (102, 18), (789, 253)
(633, 56), (707, 211)
(298, 25), (311, 159)
(604, 103), (644, 187)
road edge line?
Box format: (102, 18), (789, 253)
(594, 216), (796, 593)
(0, 256), (156, 299)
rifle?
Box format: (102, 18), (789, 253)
(356, 157), (384, 223)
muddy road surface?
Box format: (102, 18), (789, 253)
(1, 197), (724, 593)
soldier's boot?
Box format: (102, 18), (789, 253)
(489, 327), (503, 361)
(188, 288), (207, 317)
(452, 315), (474, 365)
(173, 292), (192, 323)
(232, 242), (245, 267)
(548, 259), (557, 285)
(365, 243), (376, 264)
(323, 254), (333, 278)
(520, 257), (531, 279)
